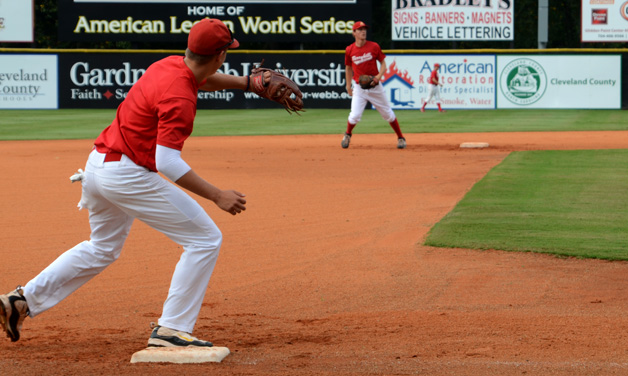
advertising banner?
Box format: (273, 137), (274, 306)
(0, 0), (34, 43)
(0, 55), (58, 109)
(392, 0), (514, 41)
(582, 0), (628, 42)
(57, 0), (369, 44)
(382, 55), (496, 110)
(57, 52), (350, 109)
(496, 55), (621, 109)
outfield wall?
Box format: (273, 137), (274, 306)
(0, 49), (625, 110)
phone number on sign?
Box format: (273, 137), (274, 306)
(598, 34), (626, 38)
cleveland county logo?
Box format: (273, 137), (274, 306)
(500, 58), (547, 105)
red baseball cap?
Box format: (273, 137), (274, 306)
(352, 21), (369, 31)
(188, 18), (239, 55)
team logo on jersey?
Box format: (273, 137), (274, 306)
(500, 58), (547, 105)
(352, 53), (373, 65)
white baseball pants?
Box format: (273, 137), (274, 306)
(23, 149), (222, 333)
(425, 84), (441, 104)
(348, 83), (396, 124)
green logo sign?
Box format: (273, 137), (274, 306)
(500, 58), (547, 105)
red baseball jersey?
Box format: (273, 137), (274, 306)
(429, 69), (440, 85)
(94, 56), (201, 172)
(345, 41), (385, 83)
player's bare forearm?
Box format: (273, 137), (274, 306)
(377, 59), (386, 82)
(345, 66), (353, 94)
(175, 169), (247, 215)
(199, 73), (248, 92)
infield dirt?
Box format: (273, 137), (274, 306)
(1, 131), (627, 375)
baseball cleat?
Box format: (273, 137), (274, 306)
(420, 108), (425, 113)
(0, 286), (30, 342)
(341, 133), (351, 149)
(397, 137), (406, 149)
(148, 324), (213, 348)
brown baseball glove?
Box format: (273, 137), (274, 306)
(249, 65), (304, 115)
(359, 75), (377, 90)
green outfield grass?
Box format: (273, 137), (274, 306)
(425, 149), (628, 260)
(0, 108), (627, 140)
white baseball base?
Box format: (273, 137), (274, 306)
(130, 346), (230, 364)
(460, 142), (489, 148)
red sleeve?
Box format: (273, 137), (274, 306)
(156, 97), (195, 151)
(430, 70), (438, 84)
(375, 43), (386, 62)
(345, 45), (353, 67)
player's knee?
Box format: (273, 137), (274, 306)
(211, 229), (223, 249)
(199, 228), (223, 253)
(86, 240), (123, 264)
(348, 114), (361, 124)
(383, 113), (396, 123)
(187, 231), (222, 266)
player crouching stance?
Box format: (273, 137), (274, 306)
(0, 19), (302, 348)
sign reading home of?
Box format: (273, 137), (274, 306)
(58, 0), (371, 43)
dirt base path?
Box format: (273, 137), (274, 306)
(1, 131), (627, 375)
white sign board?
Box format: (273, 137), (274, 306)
(392, 0), (514, 41)
(497, 55), (621, 109)
(0, 55), (59, 109)
(582, 0), (628, 42)
(382, 55), (496, 110)
(0, 0), (34, 43)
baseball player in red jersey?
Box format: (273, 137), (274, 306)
(421, 63), (446, 113)
(342, 21), (406, 149)
(0, 19), (258, 348)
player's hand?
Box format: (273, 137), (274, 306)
(261, 70), (271, 85)
(346, 84), (353, 96)
(216, 190), (247, 215)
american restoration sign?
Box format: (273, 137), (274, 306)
(382, 54), (496, 110)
